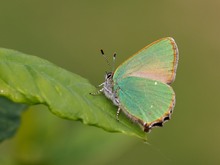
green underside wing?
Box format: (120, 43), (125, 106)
(112, 37), (178, 131)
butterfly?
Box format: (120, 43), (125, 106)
(92, 37), (178, 132)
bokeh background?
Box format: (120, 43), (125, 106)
(0, 0), (219, 164)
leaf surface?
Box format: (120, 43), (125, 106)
(0, 48), (146, 140)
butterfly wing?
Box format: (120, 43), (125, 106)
(113, 37), (178, 84)
(115, 76), (175, 132)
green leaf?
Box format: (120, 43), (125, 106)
(0, 48), (147, 140)
(0, 96), (27, 142)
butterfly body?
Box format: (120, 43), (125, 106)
(102, 72), (119, 107)
(99, 37), (178, 132)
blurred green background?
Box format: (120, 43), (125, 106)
(0, 0), (219, 164)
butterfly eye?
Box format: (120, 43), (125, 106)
(107, 72), (112, 78)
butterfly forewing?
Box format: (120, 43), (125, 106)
(113, 37), (178, 84)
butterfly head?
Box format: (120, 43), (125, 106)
(104, 71), (114, 87)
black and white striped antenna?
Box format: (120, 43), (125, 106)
(100, 49), (117, 72)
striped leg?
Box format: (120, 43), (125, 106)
(89, 82), (104, 95)
(116, 107), (121, 121)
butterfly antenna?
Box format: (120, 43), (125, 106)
(112, 52), (116, 71)
(100, 49), (111, 68)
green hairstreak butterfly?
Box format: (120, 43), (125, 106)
(93, 37), (178, 132)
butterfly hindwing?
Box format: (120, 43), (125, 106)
(115, 76), (175, 131)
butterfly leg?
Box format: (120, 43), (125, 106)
(90, 82), (105, 95)
(89, 88), (103, 95)
(116, 107), (121, 121)
(98, 82), (105, 87)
